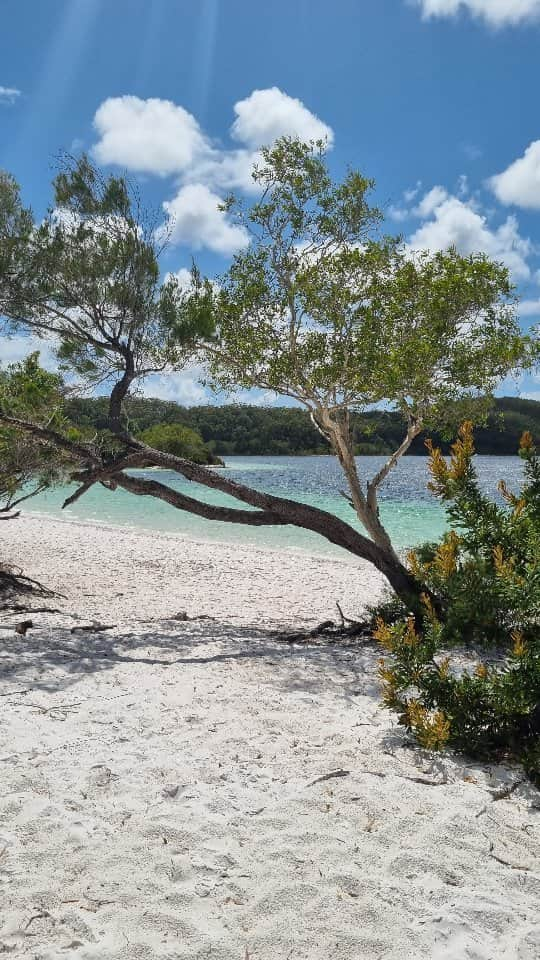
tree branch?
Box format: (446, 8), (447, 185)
(0, 413), (101, 464)
(108, 349), (136, 435)
(62, 451), (155, 507)
(366, 419), (423, 514)
(110, 435), (420, 595)
(62, 478), (98, 509)
(0, 412), (422, 601)
(114, 472), (289, 526)
(0, 483), (48, 512)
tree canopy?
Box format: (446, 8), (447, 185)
(202, 140), (525, 423)
(1, 155), (215, 407)
(190, 139), (533, 558)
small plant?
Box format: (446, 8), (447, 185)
(375, 423), (540, 783)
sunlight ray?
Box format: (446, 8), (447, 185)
(11, 0), (104, 162)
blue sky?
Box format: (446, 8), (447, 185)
(1, 0), (540, 403)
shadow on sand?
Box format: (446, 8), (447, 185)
(0, 615), (381, 702)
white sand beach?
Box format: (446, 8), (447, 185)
(0, 515), (539, 959)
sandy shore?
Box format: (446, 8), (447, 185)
(0, 515), (539, 959)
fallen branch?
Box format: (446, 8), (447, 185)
(171, 611), (217, 622)
(24, 910), (52, 931)
(276, 610), (373, 645)
(336, 601), (360, 627)
(307, 769), (350, 787)
(486, 838), (531, 871)
(70, 621), (116, 634)
(0, 604), (61, 614)
(490, 780), (526, 801)
(0, 564), (57, 601)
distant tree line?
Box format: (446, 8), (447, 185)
(65, 395), (540, 458)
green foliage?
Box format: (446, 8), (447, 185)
(376, 425), (540, 782)
(63, 395), (540, 457)
(189, 137), (531, 435)
(414, 422), (540, 645)
(0, 352), (63, 419)
(138, 423), (222, 465)
(0, 170), (33, 317)
(0, 147), (536, 610)
(0, 354), (70, 509)
(1, 158), (214, 387)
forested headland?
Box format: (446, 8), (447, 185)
(66, 395), (540, 458)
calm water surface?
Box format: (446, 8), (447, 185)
(25, 455), (524, 559)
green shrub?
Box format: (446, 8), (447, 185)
(138, 423), (222, 466)
(375, 423), (540, 783)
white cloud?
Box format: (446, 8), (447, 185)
(388, 205), (411, 222)
(0, 334), (59, 370)
(161, 183), (249, 256)
(165, 268), (221, 299)
(92, 88), (331, 190)
(232, 388), (281, 406)
(187, 148), (263, 194)
(231, 87), (333, 149)
(0, 86), (21, 105)
(413, 185), (449, 218)
(404, 183), (422, 203)
(166, 267), (195, 291)
(412, 0), (540, 26)
(489, 141), (540, 210)
(93, 96), (208, 176)
(387, 182), (423, 222)
(91, 89), (333, 249)
(408, 187), (532, 279)
(519, 369), (540, 401)
(141, 370), (282, 407)
(457, 174), (470, 198)
(142, 365), (210, 406)
(189, 86), (332, 192)
(518, 299), (540, 316)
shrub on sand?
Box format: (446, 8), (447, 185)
(375, 424), (540, 784)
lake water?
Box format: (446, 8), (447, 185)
(24, 455), (524, 559)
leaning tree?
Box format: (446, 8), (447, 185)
(0, 147), (532, 608)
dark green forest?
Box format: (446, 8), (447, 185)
(65, 395), (540, 457)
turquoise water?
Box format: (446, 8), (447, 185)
(24, 455), (524, 559)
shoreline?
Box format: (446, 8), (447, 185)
(1, 513), (538, 958)
(1, 512), (385, 625)
(22, 506), (365, 568)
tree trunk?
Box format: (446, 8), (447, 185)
(0, 412), (428, 611)
(111, 445), (424, 609)
(315, 410), (403, 564)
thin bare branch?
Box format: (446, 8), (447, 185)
(366, 420), (423, 514)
